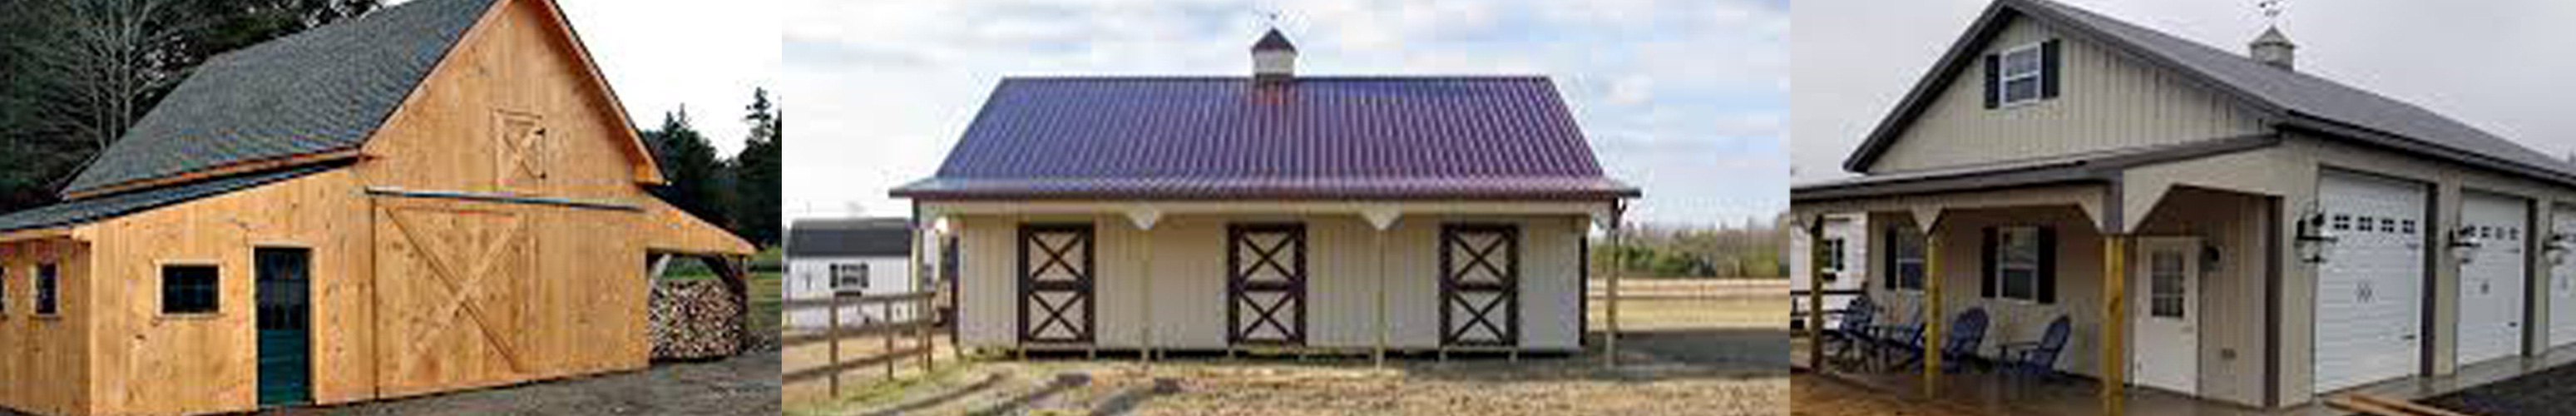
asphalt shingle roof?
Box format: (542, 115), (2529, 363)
(891, 77), (1638, 201)
(1843, 0), (2576, 181)
(787, 218), (912, 258)
(61, 0), (498, 196)
(0, 166), (335, 233)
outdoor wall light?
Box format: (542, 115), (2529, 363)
(2449, 226), (2484, 264)
(2296, 207), (2336, 264)
(2547, 231), (2574, 265)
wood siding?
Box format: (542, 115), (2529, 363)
(0, 239), (93, 415)
(1866, 17), (2267, 173)
(953, 214), (1586, 352)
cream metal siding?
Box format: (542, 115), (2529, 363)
(952, 213), (1585, 351)
(1866, 18), (2268, 173)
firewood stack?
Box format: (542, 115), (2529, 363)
(650, 279), (744, 359)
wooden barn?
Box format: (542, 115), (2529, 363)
(890, 30), (1639, 359)
(0, 0), (754, 414)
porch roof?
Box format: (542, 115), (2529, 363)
(1795, 135), (2275, 202)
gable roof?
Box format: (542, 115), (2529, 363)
(786, 218), (912, 258)
(62, 0), (497, 197)
(890, 77), (1637, 201)
(61, 0), (664, 199)
(1841, 0), (2576, 184)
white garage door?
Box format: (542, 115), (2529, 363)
(2552, 206), (2576, 349)
(2314, 172), (2427, 394)
(2458, 192), (2527, 365)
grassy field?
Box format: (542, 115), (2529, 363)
(784, 280), (1789, 415)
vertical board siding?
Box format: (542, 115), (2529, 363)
(1867, 18), (2266, 173)
(0, 239), (94, 415)
(953, 213), (1583, 351)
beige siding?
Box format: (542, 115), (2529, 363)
(1866, 17), (2267, 173)
(1866, 207), (2114, 379)
(953, 213), (1585, 351)
(2130, 187), (2271, 407)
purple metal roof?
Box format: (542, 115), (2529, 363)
(892, 77), (1637, 201)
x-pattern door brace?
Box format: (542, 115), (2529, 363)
(1018, 224), (1095, 344)
(1229, 224), (1308, 345)
(1440, 224), (1520, 347)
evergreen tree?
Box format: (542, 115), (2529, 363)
(643, 108), (734, 229)
(732, 88), (784, 245)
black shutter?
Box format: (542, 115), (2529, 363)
(1983, 53), (2002, 109)
(2036, 227), (2058, 304)
(2040, 39), (2063, 99)
(1882, 228), (1899, 290)
(1980, 227), (1998, 298)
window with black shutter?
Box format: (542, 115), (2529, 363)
(1886, 227), (1926, 290)
(163, 265), (220, 314)
(1990, 226), (2054, 303)
(1987, 39), (2061, 108)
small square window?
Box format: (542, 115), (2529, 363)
(831, 264), (869, 293)
(162, 265), (220, 314)
(35, 263), (58, 316)
(1999, 44), (2046, 105)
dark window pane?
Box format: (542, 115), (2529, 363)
(163, 265), (220, 314)
(37, 264), (57, 315)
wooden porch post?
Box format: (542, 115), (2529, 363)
(1922, 228), (1943, 397)
(1807, 220), (1827, 370)
(1138, 216), (1158, 365)
(1605, 202), (1625, 368)
(2103, 234), (2130, 415)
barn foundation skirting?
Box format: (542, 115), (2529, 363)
(650, 279), (744, 359)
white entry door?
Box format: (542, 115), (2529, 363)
(2132, 237), (2199, 395)
(2314, 171), (2427, 394)
(2458, 192), (2528, 365)
(2554, 206), (2576, 350)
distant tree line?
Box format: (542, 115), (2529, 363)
(641, 88), (783, 247)
(0, 0), (383, 211)
(1592, 215), (1789, 279)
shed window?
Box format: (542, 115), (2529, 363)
(832, 263), (868, 293)
(1887, 227), (1926, 291)
(1995, 226), (2045, 302)
(1821, 238), (1847, 280)
(163, 265), (220, 314)
(35, 263), (57, 315)
(1999, 43), (2047, 105)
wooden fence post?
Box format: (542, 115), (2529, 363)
(828, 295), (843, 395)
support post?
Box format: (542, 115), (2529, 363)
(2103, 234), (2130, 415)
(1921, 230), (1943, 397)
(1605, 201), (1625, 368)
(907, 218), (927, 374)
(1374, 229), (1390, 369)
(1141, 225), (1156, 365)
(1807, 220), (1828, 370)
(828, 293), (843, 394)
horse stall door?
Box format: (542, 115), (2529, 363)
(256, 247), (313, 407)
(1440, 224), (1520, 347)
(1018, 224), (1096, 345)
(1229, 224), (1308, 346)
(373, 201), (535, 395)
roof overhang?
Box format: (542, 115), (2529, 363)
(1798, 134), (2277, 203)
(890, 177), (1641, 201)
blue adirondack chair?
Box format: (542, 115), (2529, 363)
(1822, 296), (1879, 364)
(1895, 307), (1989, 373)
(1997, 314), (2071, 376)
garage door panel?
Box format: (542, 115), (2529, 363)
(2554, 208), (2576, 349)
(2458, 192), (2527, 365)
(2314, 172), (2426, 394)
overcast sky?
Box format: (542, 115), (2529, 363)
(1794, 0), (2576, 184)
(548, 0), (780, 154)
(784, 0), (1789, 225)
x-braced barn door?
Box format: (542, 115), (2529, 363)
(1229, 224), (1308, 345)
(1441, 224), (1520, 347)
(1019, 224), (1096, 344)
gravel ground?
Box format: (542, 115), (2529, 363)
(317, 351), (783, 416)
(792, 280), (1792, 416)
(2421, 361), (2576, 416)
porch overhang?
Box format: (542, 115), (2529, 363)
(1793, 134), (2279, 233)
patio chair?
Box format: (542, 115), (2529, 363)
(1893, 307), (1989, 373)
(1996, 314), (2070, 377)
(1821, 296), (1879, 366)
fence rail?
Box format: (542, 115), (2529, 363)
(781, 291), (943, 393)
(1788, 289), (1866, 334)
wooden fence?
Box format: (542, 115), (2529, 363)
(780, 291), (941, 394)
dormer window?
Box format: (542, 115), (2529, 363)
(1985, 39), (2062, 108)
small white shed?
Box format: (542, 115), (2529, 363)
(785, 218), (922, 327)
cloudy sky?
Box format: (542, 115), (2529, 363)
(551, 0), (781, 154)
(1794, 0), (2576, 184)
(784, 0), (1789, 225)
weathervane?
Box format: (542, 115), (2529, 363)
(2257, 0), (2286, 27)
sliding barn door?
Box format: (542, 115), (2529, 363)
(1440, 224), (1520, 347)
(1018, 224), (1096, 344)
(1229, 224), (1308, 346)
(374, 202), (533, 395)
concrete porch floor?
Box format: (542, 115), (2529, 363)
(1797, 339), (2576, 415)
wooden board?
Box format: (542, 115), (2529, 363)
(0, 238), (95, 415)
(373, 201), (534, 396)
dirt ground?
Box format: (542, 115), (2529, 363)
(1791, 374), (1985, 416)
(289, 351), (783, 416)
(784, 280), (1792, 416)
